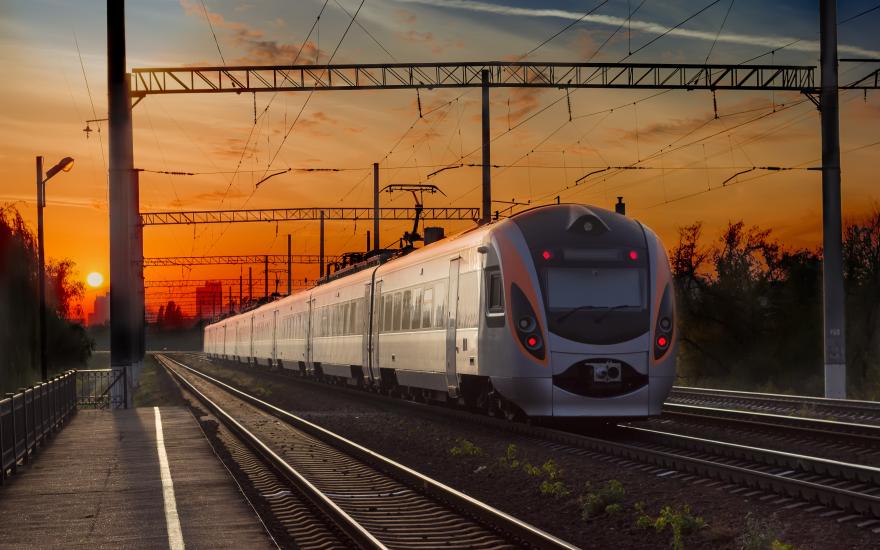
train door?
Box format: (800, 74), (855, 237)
(272, 309), (279, 364)
(372, 280), (383, 379)
(445, 258), (461, 397)
(363, 282), (374, 382)
(249, 315), (255, 363)
(306, 298), (314, 370)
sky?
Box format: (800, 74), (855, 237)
(0, 0), (878, 319)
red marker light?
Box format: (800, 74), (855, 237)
(542, 250), (553, 261)
(657, 335), (668, 348)
(629, 250), (639, 261)
(527, 336), (538, 347)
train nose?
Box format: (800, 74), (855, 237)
(549, 351), (651, 417)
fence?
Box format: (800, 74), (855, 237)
(0, 371), (77, 484)
(76, 368), (127, 410)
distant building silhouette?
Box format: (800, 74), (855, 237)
(88, 292), (109, 326)
(195, 280), (223, 320)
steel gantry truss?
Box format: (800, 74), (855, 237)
(142, 254), (342, 267)
(131, 62), (819, 95)
(140, 206), (481, 226)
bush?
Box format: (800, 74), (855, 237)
(449, 438), (482, 457)
(579, 479), (626, 520)
(636, 503), (706, 550)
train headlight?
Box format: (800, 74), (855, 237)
(517, 316), (536, 332)
(525, 334), (543, 351)
(653, 284), (674, 360)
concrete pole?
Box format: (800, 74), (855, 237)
(481, 69), (491, 224)
(239, 274), (242, 311)
(287, 234), (292, 295)
(248, 267), (253, 304)
(373, 163), (380, 251)
(36, 157), (47, 382)
(108, 0), (134, 407)
(366, 230), (371, 252)
(319, 210), (325, 278)
(131, 169), (144, 384)
(820, 0), (846, 398)
(264, 255), (269, 300)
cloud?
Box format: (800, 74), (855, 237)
(394, 0), (880, 58)
(397, 30), (465, 54)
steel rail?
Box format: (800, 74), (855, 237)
(160, 354), (578, 550)
(157, 355), (383, 549)
(179, 354), (880, 520)
(670, 386), (880, 422)
(662, 402), (880, 448)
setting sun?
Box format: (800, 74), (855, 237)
(86, 272), (104, 288)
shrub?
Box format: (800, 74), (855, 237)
(636, 504), (706, 550)
(498, 444), (521, 469)
(738, 512), (786, 550)
(449, 438), (482, 457)
(579, 479), (626, 520)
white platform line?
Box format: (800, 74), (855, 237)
(154, 407), (186, 550)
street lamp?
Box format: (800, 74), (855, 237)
(37, 155), (74, 382)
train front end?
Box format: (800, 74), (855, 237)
(485, 204), (675, 419)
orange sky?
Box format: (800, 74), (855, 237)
(1, 1), (878, 319)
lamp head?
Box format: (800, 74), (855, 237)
(45, 157), (74, 181)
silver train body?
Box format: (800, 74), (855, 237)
(204, 204), (676, 418)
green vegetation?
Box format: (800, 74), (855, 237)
(673, 213), (880, 398)
(579, 479), (626, 520)
(636, 502), (706, 550)
(737, 512), (793, 550)
(496, 444), (569, 498)
(449, 438), (483, 457)
(133, 354), (184, 407)
(0, 205), (92, 393)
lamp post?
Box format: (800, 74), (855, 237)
(37, 155), (74, 382)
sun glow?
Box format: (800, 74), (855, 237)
(87, 272), (104, 288)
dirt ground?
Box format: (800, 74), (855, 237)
(165, 354), (880, 550)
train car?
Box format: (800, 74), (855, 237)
(204, 203), (676, 419)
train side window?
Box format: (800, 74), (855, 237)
(422, 288), (433, 328)
(383, 295), (393, 332)
(401, 290), (412, 330)
(412, 288), (423, 330)
(434, 283), (446, 328)
(486, 270), (504, 315)
(392, 292), (403, 332)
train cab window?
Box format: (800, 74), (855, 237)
(486, 270), (504, 315)
(422, 288), (433, 328)
(401, 290), (412, 330)
(412, 288), (423, 330)
(392, 292), (403, 331)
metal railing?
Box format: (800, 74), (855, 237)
(76, 368), (127, 410)
(1, 371), (77, 484)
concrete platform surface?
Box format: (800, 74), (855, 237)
(0, 407), (273, 549)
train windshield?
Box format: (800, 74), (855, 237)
(543, 266), (648, 345)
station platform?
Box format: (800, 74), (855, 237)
(0, 407), (272, 549)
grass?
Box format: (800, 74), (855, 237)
(636, 503), (707, 550)
(579, 479), (626, 520)
(133, 354), (184, 407)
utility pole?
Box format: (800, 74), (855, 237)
(36, 156), (47, 382)
(481, 69), (491, 225)
(373, 163), (380, 251)
(820, 0), (846, 398)
(366, 230), (371, 252)
(287, 234), (292, 295)
(264, 255), (269, 300)
(319, 210), (325, 278)
(108, 0), (134, 408)
(239, 274), (242, 311)
(248, 266), (252, 305)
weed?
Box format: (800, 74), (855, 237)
(540, 479), (570, 498)
(522, 462), (542, 477)
(499, 444), (521, 469)
(636, 504), (706, 550)
(449, 438), (482, 457)
(738, 512), (787, 550)
(579, 479), (626, 520)
(771, 541), (795, 550)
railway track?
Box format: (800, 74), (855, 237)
(156, 354), (577, 550)
(669, 386), (880, 425)
(169, 353), (880, 527)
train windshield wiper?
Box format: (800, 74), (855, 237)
(556, 304), (633, 324)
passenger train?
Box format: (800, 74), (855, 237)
(204, 203), (676, 419)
